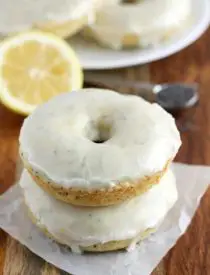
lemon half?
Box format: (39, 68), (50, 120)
(0, 31), (83, 115)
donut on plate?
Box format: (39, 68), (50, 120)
(19, 169), (177, 252)
(0, 0), (99, 39)
(83, 0), (191, 49)
(36, 0), (106, 38)
(19, 89), (181, 206)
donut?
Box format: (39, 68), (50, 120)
(19, 169), (178, 253)
(36, 16), (89, 39)
(19, 89), (181, 206)
(83, 0), (191, 49)
(0, 0), (98, 38)
(36, 0), (103, 38)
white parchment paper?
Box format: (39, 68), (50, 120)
(0, 163), (209, 275)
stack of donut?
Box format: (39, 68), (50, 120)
(0, 0), (98, 38)
(19, 89), (181, 253)
(0, 0), (191, 50)
(83, 0), (192, 49)
(39, 0), (191, 50)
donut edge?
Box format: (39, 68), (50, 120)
(22, 156), (171, 207)
(36, 15), (88, 38)
(25, 200), (157, 252)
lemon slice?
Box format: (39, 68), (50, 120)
(0, 31), (83, 115)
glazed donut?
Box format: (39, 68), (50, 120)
(83, 0), (191, 49)
(37, 16), (89, 39)
(36, 0), (104, 38)
(19, 89), (181, 206)
(0, 0), (98, 38)
(19, 169), (178, 253)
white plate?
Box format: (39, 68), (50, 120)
(69, 0), (210, 70)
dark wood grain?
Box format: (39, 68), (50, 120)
(150, 27), (210, 275)
(0, 105), (23, 194)
(151, 26), (210, 166)
(0, 231), (7, 275)
(0, 27), (210, 275)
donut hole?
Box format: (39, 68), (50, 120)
(93, 140), (105, 144)
(86, 119), (112, 144)
(93, 122), (111, 143)
(122, 0), (138, 3)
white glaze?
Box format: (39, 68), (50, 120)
(0, 0), (96, 34)
(85, 0), (191, 49)
(20, 89), (181, 189)
(20, 169), (178, 251)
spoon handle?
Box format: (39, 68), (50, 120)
(84, 74), (156, 102)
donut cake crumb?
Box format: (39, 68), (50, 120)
(25, 159), (170, 206)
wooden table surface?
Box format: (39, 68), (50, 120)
(1, 28), (210, 275)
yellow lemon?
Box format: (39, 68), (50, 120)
(0, 31), (83, 115)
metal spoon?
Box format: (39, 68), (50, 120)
(84, 73), (199, 112)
